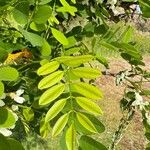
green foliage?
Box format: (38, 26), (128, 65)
(51, 28), (69, 45)
(0, 0), (149, 149)
(0, 81), (4, 97)
(66, 124), (76, 150)
(79, 135), (107, 150)
(0, 134), (24, 150)
(0, 108), (16, 128)
(52, 113), (69, 137)
(0, 66), (18, 81)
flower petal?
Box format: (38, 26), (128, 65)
(11, 105), (19, 111)
(16, 89), (24, 96)
(0, 128), (12, 136)
(0, 93), (6, 99)
(0, 100), (5, 107)
(14, 96), (25, 104)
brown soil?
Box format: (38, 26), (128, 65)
(96, 57), (150, 150)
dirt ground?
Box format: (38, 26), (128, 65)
(96, 57), (150, 150)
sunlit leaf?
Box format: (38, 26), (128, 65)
(120, 26), (133, 43)
(64, 47), (80, 56)
(52, 113), (69, 137)
(0, 66), (18, 81)
(74, 113), (105, 134)
(71, 0), (76, 4)
(71, 67), (101, 79)
(30, 22), (46, 32)
(45, 99), (67, 122)
(38, 71), (64, 89)
(51, 28), (68, 45)
(76, 97), (103, 115)
(65, 124), (76, 150)
(21, 29), (44, 46)
(37, 61), (59, 76)
(33, 5), (52, 24)
(40, 118), (51, 138)
(23, 107), (34, 122)
(79, 135), (107, 150)
(0, 81), (4, 97)
(41, 39), (51, 56)
(56, 55), (94, 67)
(76, 113), (97, 133)
(39, 83), (65, 105)
(0, 108), (16, 128)
(71, 82), (103, 100)
(39, 0), (52, 5)
(12, 9), (28, 24)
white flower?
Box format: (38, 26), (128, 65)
(132, 92), (143, 106)
(13, 112), (18, 121)
(0, 128), (12, 136)
(11, 105), (19, 111)
(10, 89), (25, 104)
(0, 100), (5, 107)
(0, 93), (6, 107)
(0, 93), (6, 99)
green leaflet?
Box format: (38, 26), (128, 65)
(30, 22), (46, 32)
(40, 59), (49, 66)
(71, 82), (103, 100)
(39, 0), (52, 5)
(41, 39), (51, 56)
(12, 9), (28, 25)
(0, 66), (19, 81)
(37, 61), (59, 76)
(0, 108), (16, 128)
(0, 134), (11, 150)
(112, 42), (142, 60)
(64, 47), (80, 56)
(141, 89), (150, 96)
(33, 5), (52, 24)
(74, 113), (105, 134)
(57, 6), (77, 16)
(96, 55), (109, 69)
(120, 26), (133, 43)
(79, 135), (107, 150)
(49, 15), (59, 25)
(101, 41), (117, 51)
(58, 0), (77, 16)
(71, 0), (76, 4)
(139, 0), (150, 18)
(60, 0), (69, 6)
(39, 83), (65, 105)
(71, 67), (101, 79)
(76, 113), (97, 133)
(7, 138), (25, 150)
(38, 71), (64, 89)
(56, 55), (94, 67)
(65, 124), (76, 150)
(40, 118), (51, 138)
(21, 29), (44, 47)
(0, 81), (4, 97)
(52, 113), (69, 137)
(76, 97), (103, 115)
(51, 28), (68, 45)
(64, 36), (77, 49)
(0, 48), (8, 62)
(23, 107), (34, 122)
(45, 99), (67, 122)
